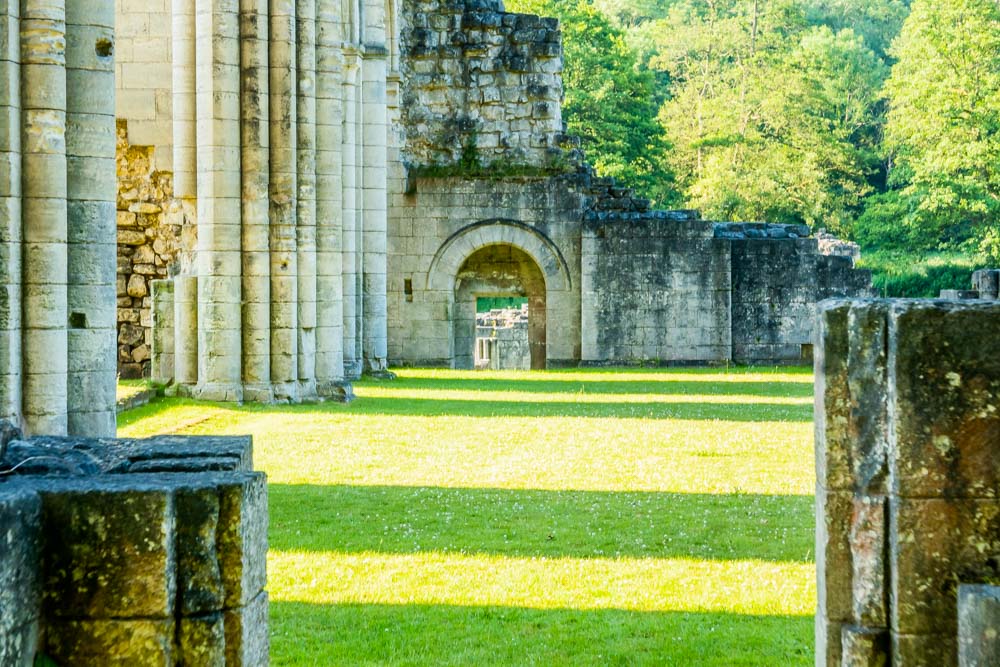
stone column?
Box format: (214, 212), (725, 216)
(314, 0), (346, 393)
(240, 0), (272, 402)
(0, 1), (21, 424)
(174, 275), (198, 386)
(21, 0), (69, 434)
(150, 279), (175, 384)
(340, 49), (359, 378)
(171, 0), (197, 198)
(296, 0), (317, 388)
(361, 50), (388, 373)
(66, 0), (116, 436)
(269, 0), (298, 400)
(194, 0), (243, 401)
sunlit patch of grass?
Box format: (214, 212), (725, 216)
(116, 378), (150, 402)
(119, 367), (817, 665)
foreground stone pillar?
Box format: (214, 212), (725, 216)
(0, 432), (270, 665)
(66, 0), (116, 436)
(816, 299), (1000, 667)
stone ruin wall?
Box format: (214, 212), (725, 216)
(0, 428), (269, 665)
(815, 298), (1000, 666)
(116, 121), (196, 379)
(400, 0), (566, 170)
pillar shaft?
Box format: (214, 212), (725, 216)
(65, 0), (116, 436)
(171, 0), (196, 198)
(173, 275), (198, 385)
(340, 52), (359, 378)
(361, 53), (387, 372)
(0, 1), (21, 424)
(194, 0), (243, 401)
(269, 0), (298, 399)
(296, 0), (317, 385)
(240, 0), (272, 402)
(314, 0), (345, 389)
(20, 0), (69, 435)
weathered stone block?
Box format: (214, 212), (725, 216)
(178, 613), (226, 667)
(175, 485), (225, 615)
(817, 487), (853, 626)
(217, 472), (268, 608)
(840, 625), (889, 667)
(0, 485), (41, 667)
(846, 302), (889, 495)
(815, 299), (851, 491)
(224, 590), (269, 667)
(892, 633), (957, 667)
(850, 495), (888, 628)
(36, 478), (176, 619)
(45, 618), (174, 666)
(891, 497), (1000, 636)
(888, 301), (1000, 499)
(959, 584), (1000, 667)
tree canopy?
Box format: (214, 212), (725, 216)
(505, 0), (999, 263)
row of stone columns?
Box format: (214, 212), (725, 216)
(0, 0), (116, 436)
(153, 0), (391, 400)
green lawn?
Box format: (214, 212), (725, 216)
(119, 367), (816, 666)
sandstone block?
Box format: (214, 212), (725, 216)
(45, 618), (174, 667)
(224, 590), (269, 666)
(37, 478), (176, 619)
(0, 486), (41, 667)
(891, 497), (1000, 636)
(888, 301), (1000, 499)
(840, 626), (889, 667)
(959, 585), (1000, 667)
(178, 613), (226, 667)
(127, 273), (147, 297)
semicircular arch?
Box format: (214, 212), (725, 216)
(426, 219), (571, 292)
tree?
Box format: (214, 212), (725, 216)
(654, 1), (886, 231)
(882, 0), (1000, 259)
(508, 0), (679, 205)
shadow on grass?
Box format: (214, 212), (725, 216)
(270, 601), (813, 666)
(121, 394), (813, 423)
(270, 485), (814, 562)
(375, 376), (814, 399)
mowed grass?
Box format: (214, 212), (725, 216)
(119, 367), (817, 666)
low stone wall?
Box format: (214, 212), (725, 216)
(116, 121), (196, 379)
(0, 427), (268, 665)
(815, 299), (1000, 666)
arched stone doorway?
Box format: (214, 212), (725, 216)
(454, 245), (547, 370)
(425, 219), (573, 370)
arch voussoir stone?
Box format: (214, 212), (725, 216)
(426, 220), (571, 292)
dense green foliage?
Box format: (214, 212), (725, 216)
(506, 0), (1000, 279)
(879, 0), (1000, 261)
(121, 368), (817, 665)
(508, 0), (679, 205)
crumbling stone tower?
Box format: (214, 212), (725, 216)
(1, 0), (117, 435)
